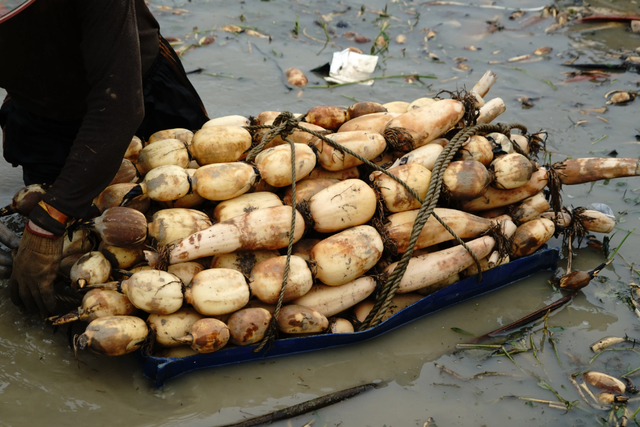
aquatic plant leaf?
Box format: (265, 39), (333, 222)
(451, 327), (476, 336)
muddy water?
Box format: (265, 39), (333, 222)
(1, 0), (640, 426)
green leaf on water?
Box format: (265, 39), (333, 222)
(548, 326), (565, 332)
(509, 67), (557, 90)
(590, 135), (608, 145)
(537, 380), (552, 391)
(451, 327), (477, 336)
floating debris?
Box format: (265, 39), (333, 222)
(222, 25), (243, 34)
(534, 46), (553, 55)
(285, 68), (308, 87)
(423, 2), (548, 12)
(597, 392), (629, 404)
(590, 336), (633, 353)
(427, 51), (440, 61)
(435, 363), (515, 381)
(517, 96), (537, 109)
(605, 91), (637, 105)
(563, 70), (611, 83)
(584, 371), (626, 394)
(343, 31), (371, 43)
(421, 28), (437, 40)
(245, 29), (270, 39)
(509, 54), (533, 63)
(217, 384), (376, 427)
(155, 5), (189, 15)
(324, 48), (379, 86)
(198, 36), (216, 46)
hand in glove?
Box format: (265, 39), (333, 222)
(0, 249), (12, 280)
(8, 220), (64, 317)
(0, 221), (20, 279)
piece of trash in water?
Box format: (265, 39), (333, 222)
(422, 28), (437, 40)
(517, 96), (537, 109)
(563, 70), (611, 83)
(605, 91), (636, 105)
(222, 25), (243, 33)
(427, 52), (440, 61)
(198, 36), (216, 46)
(508, 54), (532, 62)
(245, 29), (270, 39)
(343, 31), (370, 43)
(534, 46), (552, 55)
(155, 5), (189, 15)
(580, 107), (608, 114)
(324, 48), (379, 86)
(286, 68), (308, 87)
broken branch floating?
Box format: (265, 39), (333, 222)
(435, 363), (515, 381)
(421, 1), (548, 12)
(466, 293), (576, 344)
(216, 383), (375, 427)
(500, 395), (570, 410)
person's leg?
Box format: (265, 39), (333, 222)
(136, 35), (209, 140)
(1, 96), (81, 186)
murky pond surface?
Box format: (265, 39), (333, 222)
(1, 0), (640, 426)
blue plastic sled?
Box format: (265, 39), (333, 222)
(140, 247), (560, 388)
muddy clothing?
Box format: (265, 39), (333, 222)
(0, 0), (208, 234)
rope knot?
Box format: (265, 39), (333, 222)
(272, 111), (301, 139)
(245, 111), (303, 162)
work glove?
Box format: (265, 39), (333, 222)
(0, 249), (11, 280)
(8, 220), (64, 318)
(0, 220), (20, 279)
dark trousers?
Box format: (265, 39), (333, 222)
(0, 35), (209, 186)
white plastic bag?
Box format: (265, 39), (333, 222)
(325, 48), (379, 86)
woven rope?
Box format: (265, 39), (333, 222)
(358, 123), (511, 330)
(242, 115), (524, 339)
(253, 134), (299, 353)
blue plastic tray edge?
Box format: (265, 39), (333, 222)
(140, 247), (560, 387)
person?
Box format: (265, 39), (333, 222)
(0, 0), (209, 317)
